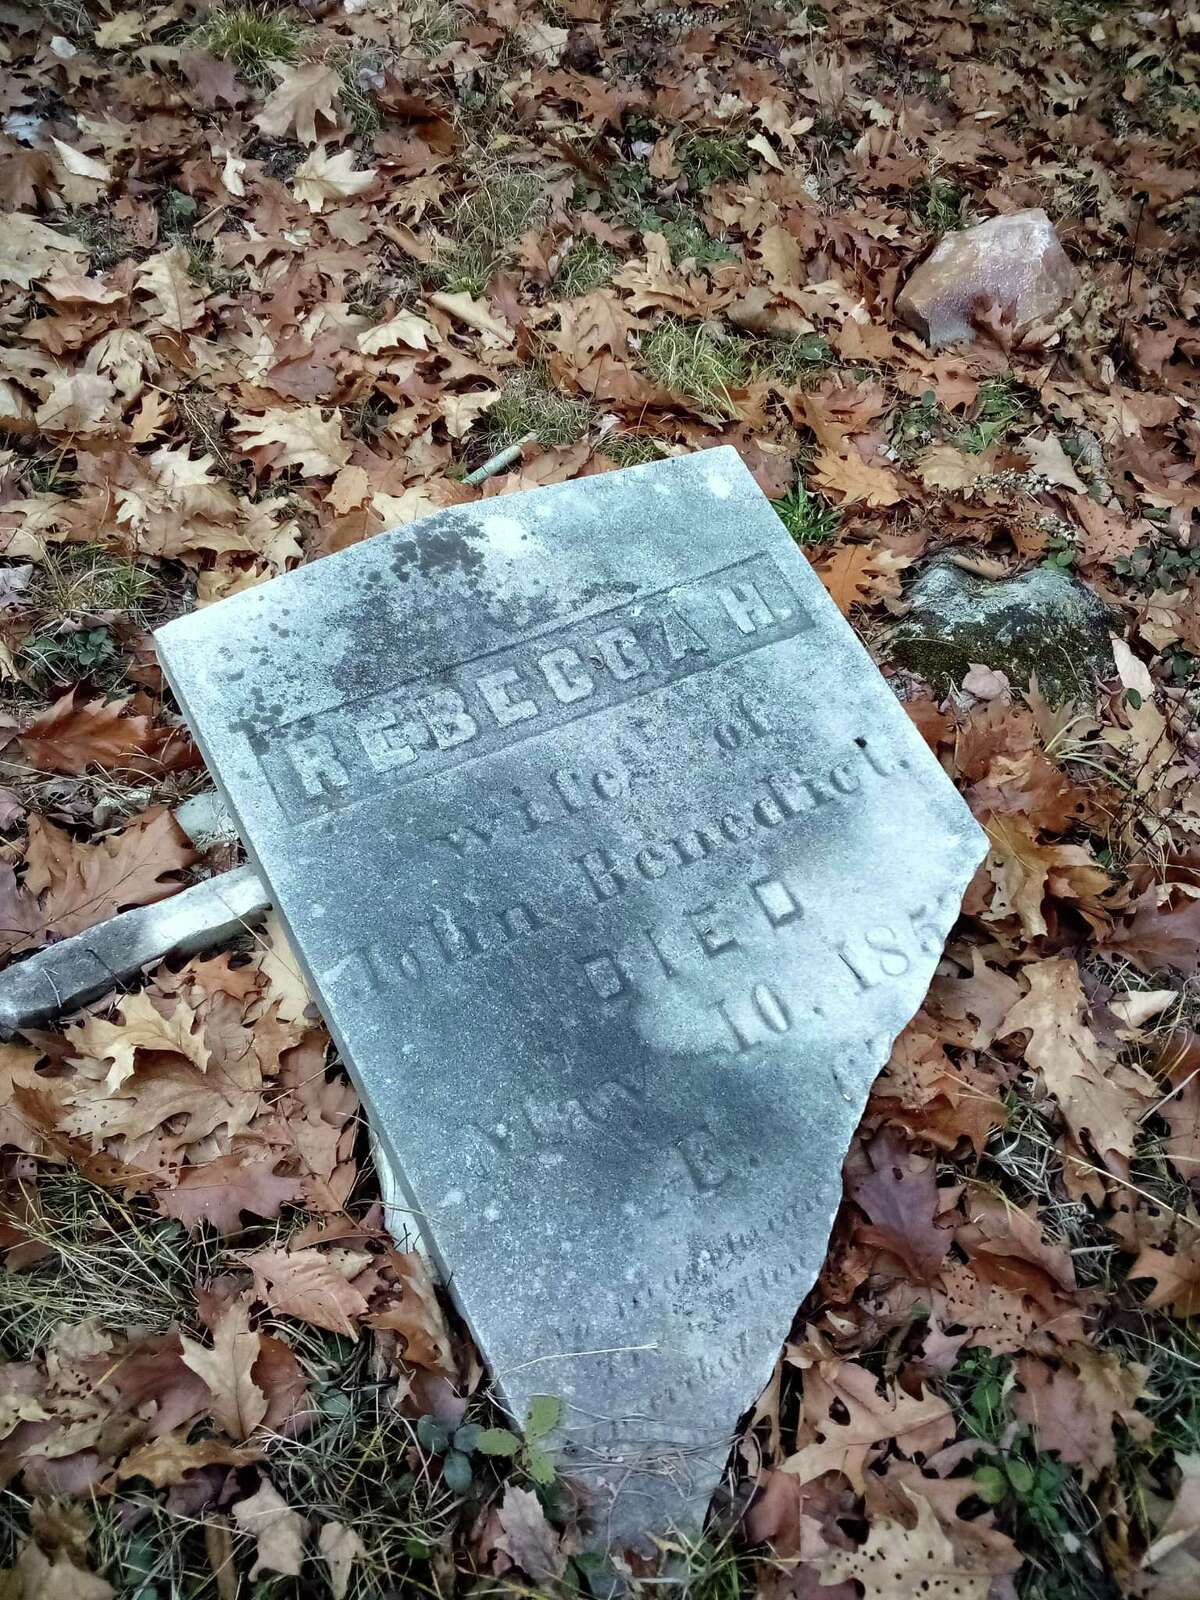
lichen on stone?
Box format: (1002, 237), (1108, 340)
(888, 560), (1115, 704)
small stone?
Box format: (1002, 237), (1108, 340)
(889, 560), (1115, 703)
(896, 209), (1076, 348)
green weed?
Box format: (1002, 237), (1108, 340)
(890, 391), (942, 457)
(915, 175), (971, 233)
(772, 480), (841, 546)
(678, 131), (751, 190)
(439, 164), (546, 295)
(753, 333), (834, 382)
(640, 318), (746, 416)
(956, 377), (1026, 452)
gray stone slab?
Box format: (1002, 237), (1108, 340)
(155, 447), (986, 1548)
(0, 865), (269, 1035)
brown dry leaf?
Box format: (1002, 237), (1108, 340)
(782, 1358), (953, 1489)
(136, 246), (206, 333)
(428, 290), (514, 346)
(232, 1478), (305, 1578)
(495, 1484), (564, 1583)
(1020, 430), (1086, 491)
(850, 1127), (953, 1283)
(251, 910), (314, 1024)
(999, 956), (1155, 1163)
(233, 407), (350, 477)
(358, 310), (438, 356)
(110, 1431), (260, 1487)
(0, 213), (87, 290)
(34, 373), (118, 435)
(243, 1247), (370, 1336)
(1014, 1351), (1149, 1482)
(814, 543), (884, 615)
(158, 1155), (303, 1234)
(916, 444), (995, 494)
(812, 447), (902, 506)
(319, 1521), (364, 1600)
(66, 993), (210, 1094)
(180, 1294), (268, 1441)
(25, 807), (195, 943)
(293, 148), (377, 213)
(20, 689), (153, 774)
(1142, 1452), (1200, 1595)
(254, 63), (342, 145)
(1105, 889), (1200, 977)
(15, 1543), (115, 1600)
(818, 1487), (998, 1599)
(1129, 1246), (1200, 1318)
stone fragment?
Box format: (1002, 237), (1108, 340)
(889, 560), (1115, 703)
(896, 208), (1076, 348)
(0, 864), (269, 1035)
(155, 448), (986, 1549)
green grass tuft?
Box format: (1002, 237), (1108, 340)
(439, 164), (546, 296)
(553, 235), (618, 296)
(677, 131), (751, 191)
(194, 4), (300, 84)
(484, 370), (594, 451)
(640, 318), (746, 416)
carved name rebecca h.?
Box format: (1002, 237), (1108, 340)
(254, 552), (809, 821)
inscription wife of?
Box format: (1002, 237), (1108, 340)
(156, 447), (987, 1547)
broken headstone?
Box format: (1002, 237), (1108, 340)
(889, 559), (1115, 703)
(155, 448), (986, 1548)
(896, 208), (1076, 348)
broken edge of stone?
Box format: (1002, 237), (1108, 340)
(0, 865), (270, 1036)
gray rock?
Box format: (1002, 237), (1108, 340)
(896, 208), (1076, 348)
(175, 788), (240, 848)
(890, 560), (1115, 702)
(155, 447), (986, 1551)
(0, 864), (269, 1035)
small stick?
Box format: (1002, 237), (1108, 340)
(464, 431), (537, 486)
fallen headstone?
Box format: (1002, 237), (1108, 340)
(156, 448), (986, 1547)
(896, 208), (1076, 348)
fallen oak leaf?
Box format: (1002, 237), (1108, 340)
(428, 290), (514, 347)
(180, 1293), (268, 1441)
(1129, 1245), (1200, 1318)
(357, 309), (438, 355)
(319, 1521), (365, 1600)
(1103, 887), (1200, 977)
(243, 1246), (370, 1336)
(782, 1359), (953, 1489)
(65, 992), (210, 1094)
(157, 1154), (303, 1235)
(19, 688), (154, 775)
(818, 1486), (1009, 1599)
(24, 806), (195, 943)
(811, 447), (902, 507)
(813, 542), (885, 615)
(136, 246), (205, 333)
(233, 407), (350, 478)
(495, 1484), (564, 1583)
(998, 956), (1155, 1163)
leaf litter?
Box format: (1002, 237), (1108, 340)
(0, 0), (1198, 1592)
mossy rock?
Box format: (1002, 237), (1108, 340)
(888, 560), (1115, 704)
